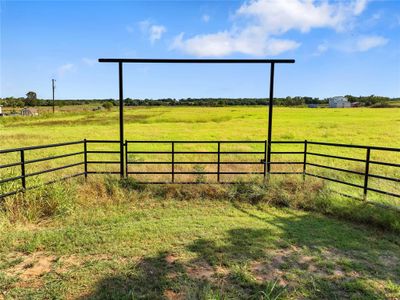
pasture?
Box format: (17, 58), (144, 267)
(1, 106), (399, 204)
(0, 106), (400, 299)
(2, 106), (400, 146)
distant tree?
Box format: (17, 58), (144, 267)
(102, 101), (113, 110)
(15, 99), (25, 107)
(25, 91), (38, 106)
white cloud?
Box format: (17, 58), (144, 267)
(202, 14), (210, 23)
(236, 0), (368, 32)
(171, 0), (369, 57)
(57, 63), (75, 77)
(319, 35), (388, 54)
(314, 42), (329, 56)
(82, 58), (96, 66)
(149, 25), (166, 43)
(353, 0), (368, 16)
(171, 29), (299, 57)
(347, 35), (388, 52)
(139, 20), (166, 43)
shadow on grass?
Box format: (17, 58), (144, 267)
(81, 206), (399, 299)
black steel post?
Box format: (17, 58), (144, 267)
(263, 140), (267, 178)
(119, 62), (124, 178)
(303, 140), (307, 181)
(217, 142), (221, 182)
(83, 139), (88, 179)
(363, 147), (371, 200)
(266, 63), (275, 174)
(20, 150), (26, 189)
(172, 142), (175, 183)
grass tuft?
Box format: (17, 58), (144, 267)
(1, 182), (76, 223)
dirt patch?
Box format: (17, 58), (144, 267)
(5, 252), (131, 281)
(250, 261), (285, 285)
(55, 255), (82, 273)
(215, 265), (229, 276)
(6, 252), (56, 281)
(165, 253), (179, 265)
(186, 260), (215, 280)
(164, 289), (185, 300)
(250, 246), (345, 286)
(298, 255), (313, 264)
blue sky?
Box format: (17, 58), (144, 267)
(1, 0), (399, 99)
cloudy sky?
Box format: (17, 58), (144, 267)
(1, 0), (399, 99)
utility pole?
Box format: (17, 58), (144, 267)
(52, 79), (56, 113)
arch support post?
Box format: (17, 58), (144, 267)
(119, 62), (125, 178)
(267, 62), (275, 175)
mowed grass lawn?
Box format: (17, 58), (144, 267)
(1, 196), (400, 299)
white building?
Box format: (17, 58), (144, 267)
(328, 96), (351, 108)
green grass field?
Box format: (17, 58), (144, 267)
(2, 106), (400, 146)
(1, 106), (399, 205)
(1, 106), (400, 299)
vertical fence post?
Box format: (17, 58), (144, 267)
(363, 147), (371, 200)
(263, 140), (267, 178)
(172, 142), (175, 183)
(303, 140), (307, 182)
(217, 142), (221, 183)
(266, 62), (275, 175)
(125, 140), (128, 177)
(20, 150), (26, 189)
(83, 139), (88, 179)
(118, 62), (125, 178)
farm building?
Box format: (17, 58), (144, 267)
(21, 107), (39, 116)
(328, 96), (351, 108)
(0, 105), (3, 116)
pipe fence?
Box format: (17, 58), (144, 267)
(1, 139), (399, 208)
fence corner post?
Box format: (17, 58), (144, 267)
(20, 149), (26, 190)
(363, 147), (371, 201)
(171, 142), (175, 183)
(303, 140), (307, 182)
(217, 142), (221, 183)
(83, 139), (88, 179)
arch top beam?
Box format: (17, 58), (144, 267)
(98, 58), (295, 64)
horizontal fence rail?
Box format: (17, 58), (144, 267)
(124, 140), (267, 183)
(1, 139), (399, 210)
(0, 141), (84, 198)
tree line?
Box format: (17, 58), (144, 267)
(1, 93), (398, 108)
